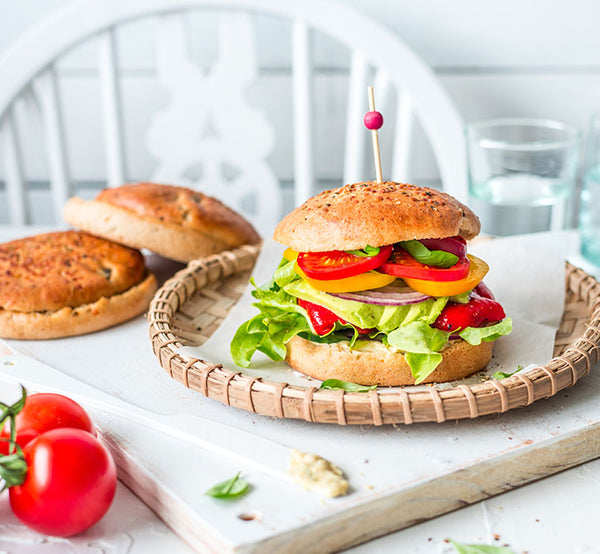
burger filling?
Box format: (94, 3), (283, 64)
(231, 237), (512, 384)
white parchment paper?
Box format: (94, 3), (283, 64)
(178, 232), (572, 388)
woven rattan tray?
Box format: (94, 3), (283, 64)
(148, 244), (600, 425)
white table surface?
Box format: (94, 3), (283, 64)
(1, 226), (599, 554)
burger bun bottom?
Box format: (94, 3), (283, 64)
(285, 335), (493, 386)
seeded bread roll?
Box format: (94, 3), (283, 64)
(286, 335), (493, 386)
(0, 231), (147, 313)
(64, 183), (261, 263)
(273, 181), (480, 252)
(0, 231), (156, 339)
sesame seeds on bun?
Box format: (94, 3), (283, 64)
(273, 181), (480, 252)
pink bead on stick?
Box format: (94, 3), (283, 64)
(364, 111), (383, 130)
(365, 86), (383, 183)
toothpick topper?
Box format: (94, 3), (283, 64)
(364, 86), (384, 183)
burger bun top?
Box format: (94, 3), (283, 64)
(273, 181), (480, 252)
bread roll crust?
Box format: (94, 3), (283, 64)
(0, 231), (147, 312)
(273, 181), (480, 252)
(64, 183), (261, 263)
(285, 335), (493, 386)
(0, 273), (157, 340)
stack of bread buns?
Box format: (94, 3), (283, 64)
(1, 183), (259, 339)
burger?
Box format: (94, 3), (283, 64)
(231, 181), (512, 386)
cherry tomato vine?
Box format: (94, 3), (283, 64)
(0, 387), (117, 537)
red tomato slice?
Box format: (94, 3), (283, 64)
(403, 255), (488, 297)
(297, 245), (393, 281)
(378, 248), (470, 282)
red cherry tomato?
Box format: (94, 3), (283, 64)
(9, 428), (117, 537)
(432, 296), (506, 333)
(378, 248), (470, 281)
(0, 393), (94, 455)
(297, 245), (393, 281)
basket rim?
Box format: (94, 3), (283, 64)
(148, 244), (600, 425)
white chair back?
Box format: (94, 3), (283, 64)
(0, 0), (467, 235)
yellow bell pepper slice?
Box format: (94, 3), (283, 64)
(283, 247), (299, 261)
(402, 255), (489, 297)
(294, 262), (396, 293)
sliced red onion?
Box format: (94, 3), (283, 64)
(419, 237), (466, 259)
(473, 281), (495, 300)
(329, 283), (431, 306)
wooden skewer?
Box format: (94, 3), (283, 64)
(366, 86), (383, 183)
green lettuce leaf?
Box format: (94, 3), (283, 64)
(320, 379), (376, 392)
(298, 331), (351, 344)
(405, 352), (444, 384)
(459, 317), (513, 345)
(272, 258), (300, 287)
(386, 320), (449, 354)
(230, 309), (310, 367)
(230, 260), (310, 367)
(492, 365), (523, 380)
(448, 291), (472, 304)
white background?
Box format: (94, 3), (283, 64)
(2, 0), (600, 224)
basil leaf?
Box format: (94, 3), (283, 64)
(347, 245), (381, 257)
(449, 539), (516, 554)
(205, 472), (250, 499)
(320, 379), (376, 393)
(400, 240), (459, 268)
(493, 365), (523, 380)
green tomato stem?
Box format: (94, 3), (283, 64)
(0, 445), (28, 491)
(0, 386), (29, 488)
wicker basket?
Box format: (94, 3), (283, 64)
(148, 244), (600, 425)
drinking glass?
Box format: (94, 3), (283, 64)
(580, 113), (600, 266)
(466, 118), (581, 236)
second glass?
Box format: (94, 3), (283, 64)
(466, 118), (581, 236)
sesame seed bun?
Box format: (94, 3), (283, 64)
(286, 335), (493, 386)
(273, 181), (480, 252)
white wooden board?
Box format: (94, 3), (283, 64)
(5, 323), (600, 553)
